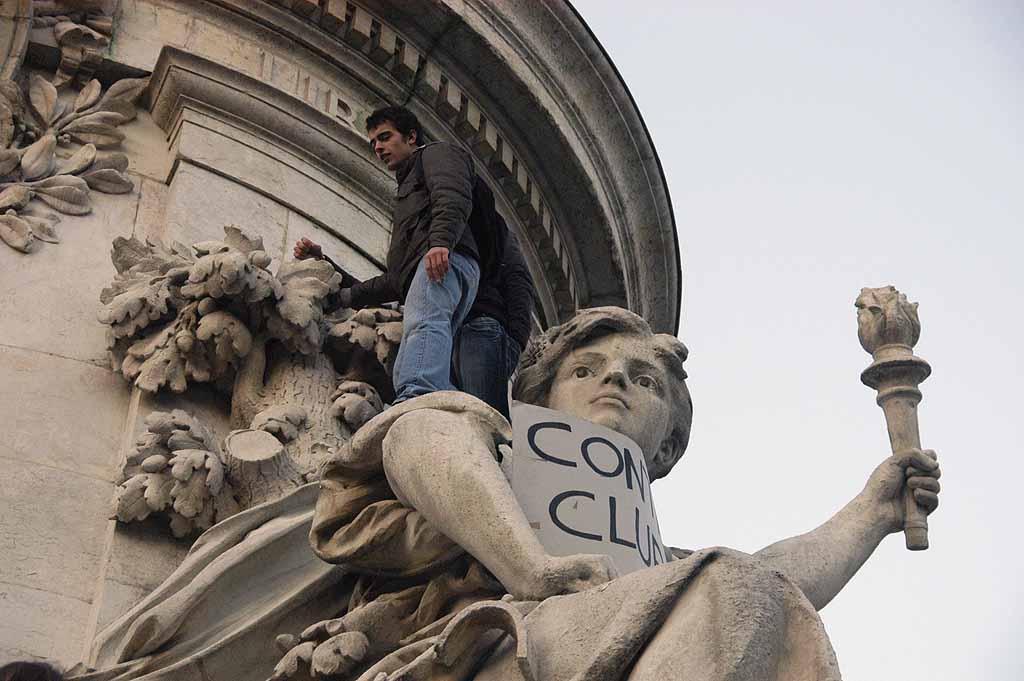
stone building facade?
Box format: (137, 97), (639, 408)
(0, 0), (678, 668)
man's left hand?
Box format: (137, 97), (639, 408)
(424, 246), (450, 282)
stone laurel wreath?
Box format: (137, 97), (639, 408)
(101, 226), (401, 535)
(0, 72), (146, 253)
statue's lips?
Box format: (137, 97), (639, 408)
(591, 393), (629, 409)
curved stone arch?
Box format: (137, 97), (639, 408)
(205, 0), (679, 329)
(200, 0), (580, 324)
(348, 0), (680, 330)
(147, 46), (395, 272)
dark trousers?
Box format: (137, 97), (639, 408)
(453, 315), (522, 421)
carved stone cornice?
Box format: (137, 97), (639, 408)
(196, 0), (657, 327)
(463, 0), (681, 332)
(146, 46), (393, 265)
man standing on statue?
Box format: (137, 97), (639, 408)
(294, 106), (480, 404)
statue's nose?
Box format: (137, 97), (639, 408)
(601, 367), (627, 388)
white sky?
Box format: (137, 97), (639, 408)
(572, 2), (1023, 679)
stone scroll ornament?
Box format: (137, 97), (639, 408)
(0, 71), (146, 253)
(32, 0), (118, 87)
(101, 226), (401, 534)
(856, 286), (932, 550)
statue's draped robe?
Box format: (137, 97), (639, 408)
(71, 482), (346, 681)
(74, 394), (841, 681)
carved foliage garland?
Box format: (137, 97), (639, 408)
(99, 226), (340, 394)
(100, 226), (401, 530)
(0, 72), (145, 253)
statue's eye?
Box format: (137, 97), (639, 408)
(636, 375), (661, 391)
(573, 366), (592, 379)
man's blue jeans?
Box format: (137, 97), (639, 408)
(453, 315), (522, 421)
(392, 252), (480, 404)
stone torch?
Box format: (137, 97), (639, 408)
(855, 286), (932, 550)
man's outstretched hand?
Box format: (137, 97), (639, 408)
(424, 246), (450, 282)
(293, 237), (323, 261)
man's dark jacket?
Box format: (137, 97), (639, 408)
(350, 142), (478, 307)
(467, 231), (536, 350)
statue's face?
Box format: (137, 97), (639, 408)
(546, 333), (673, 466)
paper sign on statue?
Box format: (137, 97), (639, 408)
(504, 400), (666, 575)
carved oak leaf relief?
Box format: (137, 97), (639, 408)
(0, 71), (145, 253)
(114, 409), (242, 538)
(99, 226), (346, 395)
(326, 307), (403, 404)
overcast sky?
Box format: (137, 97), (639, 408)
(572, 2), (1022, 679)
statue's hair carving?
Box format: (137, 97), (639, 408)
(512, 307), (692, 480)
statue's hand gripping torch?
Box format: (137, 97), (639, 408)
(856, 286), (932, 550)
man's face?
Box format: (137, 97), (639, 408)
(546, 334), (673, 467)
(367, 122), (418, 171)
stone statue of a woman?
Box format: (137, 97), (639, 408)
(298, 306), (941, 680)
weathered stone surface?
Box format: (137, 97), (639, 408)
(0, 581), (91, 667)
(102, 519), (193, 592)
(111, 0), (262, 76)
(0, 456), (114, 602)
(0, 0), (31, 80)
(132, 174), (170, 241)
(167, 112), (390, 262)
(162, 161), (289, 260)
(120, 112), (174, 183)
(91, 578), (151, 633)
(0, 346), (129, 480)
(284, 210), (383, 283)
(0, 189), (140, 364)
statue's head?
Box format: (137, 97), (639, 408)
(513, 307), (692, 481)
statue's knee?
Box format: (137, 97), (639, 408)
(382, 409), (460, 468)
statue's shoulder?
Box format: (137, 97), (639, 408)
(669, 547), (694, 561)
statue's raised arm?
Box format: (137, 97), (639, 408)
(755, 286), (940, 608)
